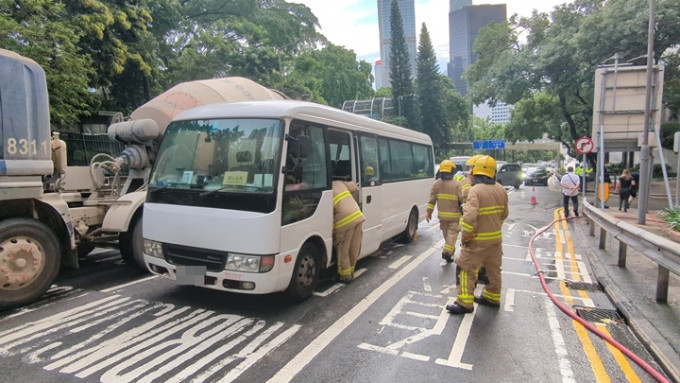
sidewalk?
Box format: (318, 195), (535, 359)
(579, 207), (680, 382)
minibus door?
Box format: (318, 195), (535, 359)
(355, 135), (382, 256)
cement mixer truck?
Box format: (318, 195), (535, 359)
(0, 48), (286, 308)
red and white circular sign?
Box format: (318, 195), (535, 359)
(575, 136), (594, 155)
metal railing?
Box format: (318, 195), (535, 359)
(584, 199), (680, 303)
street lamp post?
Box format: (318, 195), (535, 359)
(638, 0), (655, 225)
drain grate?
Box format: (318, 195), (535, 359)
(573, 305), (623, 324)
(566, 281), (601, 292)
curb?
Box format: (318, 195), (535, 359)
(585, 243), (680, 383)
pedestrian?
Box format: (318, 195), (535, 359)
(332, 179), (366, 283)
(447, 155), (509, 314)
(426, 160), (466, 263)
(615, 168), (636, 212)
(560, 166), (580, 218)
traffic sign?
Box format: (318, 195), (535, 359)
(575, 136), (594, 154)
(473, 140), (505, 150)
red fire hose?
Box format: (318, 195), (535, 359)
(527, 216), (669, 383)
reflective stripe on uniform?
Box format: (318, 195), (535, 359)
(439, 211), (461, 219)
(339, 266), (354, 277)
(437, 193), (458, 201)
(458, 270), (475, 304)
(482, 289), (501, 302)
(444, 243), (455, 253)
(462, 183), (471, 191)
(333, 190), (351, 206)
(334, 210), (364, 230)
(427, 203), (435, 210)
(479, 205), (505, 215)
(460, 221), (474, 232)
(475, 230), (502, 240)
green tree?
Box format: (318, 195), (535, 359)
(158, 0), (326, 91)
(465, 0), (680, 158)
(472, 116), (506, 141)
(0, 0), (94, 125)
(417, 23), (448, 156)
(388, 0), (418, 130)
(442, 75), (472, 146)
(282, 44), (374, 107)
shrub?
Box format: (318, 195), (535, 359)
(660, 207), (680, 232)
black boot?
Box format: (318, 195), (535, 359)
(474, 295), (500, 308)
(446, 302), (473, 314)
(442, 252), (453, 263)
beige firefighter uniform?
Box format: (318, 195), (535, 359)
(427, 178), (467, 260)
(332, 180), (366, 281)
(455, 182), (508, 310)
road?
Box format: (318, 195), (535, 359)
(0, 186), (667, 382)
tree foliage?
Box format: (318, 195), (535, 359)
(388, 0), (418, 130)
(414, 23), (471, 155)
(465, 0), (680, 158)
(0, 0), (95, 124)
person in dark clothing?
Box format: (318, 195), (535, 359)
(615, 169), (636, 212)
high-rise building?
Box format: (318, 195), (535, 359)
(450, 0), (472, 13)
(447, 4), (506, 96)
(376, 0), (417, 89)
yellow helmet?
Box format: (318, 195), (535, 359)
(472, 155), (497, 178)
(466, 154), (485, 166)
(439, 159), (456, 174)
(364, 165), (374, 176)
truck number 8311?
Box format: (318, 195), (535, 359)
(5, 138), (50, 156)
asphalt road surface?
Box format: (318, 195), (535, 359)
(0, 185), (667, 383)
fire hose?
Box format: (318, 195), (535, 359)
(527, 215), (669, 383)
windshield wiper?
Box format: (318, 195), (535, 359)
(199, 186), (231, 197)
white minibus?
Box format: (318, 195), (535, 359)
(143, 100), (434, 300)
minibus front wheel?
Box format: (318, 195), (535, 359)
(286, 242), (321, 301)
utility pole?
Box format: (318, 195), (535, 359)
(638, 0), (655, 225)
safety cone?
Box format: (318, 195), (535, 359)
(530, 187), (538, 206)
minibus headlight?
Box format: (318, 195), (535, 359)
(143, 240), (164, 258)
(225, 254), (274, 273)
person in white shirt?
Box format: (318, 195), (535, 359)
(560, 166), (580, 217)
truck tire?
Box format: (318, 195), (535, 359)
(286, 242), (320, 301)
(0, 218), (61, 309)
(119, 216), (147, 271)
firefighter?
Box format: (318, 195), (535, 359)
(447, 155), (509, 314)
(455, 154), (489, 286)
(332, 179), (366, 283)
(426, 160), (466, 263)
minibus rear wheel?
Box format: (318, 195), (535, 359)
(402, 207), (418, 243)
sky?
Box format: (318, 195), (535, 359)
(295, 0), (569, 72)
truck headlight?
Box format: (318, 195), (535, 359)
(226, 254), (274, 273)
(143, 240), (164, 258)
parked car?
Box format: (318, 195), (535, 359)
(524, 167), (551, 186)
(496, 162), (523, 189)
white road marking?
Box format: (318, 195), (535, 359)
(313, 268), (368, 297)
(1, 294), (299, 383)
(266, 243), (441, 383)
(435, 297), (475, 370)
(389, 255), (412, 269)
(100, 275), (159, 293)
(423, 277), (432, 292)
(545, 297), (576, 383)
(504, 289), (516, 312)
